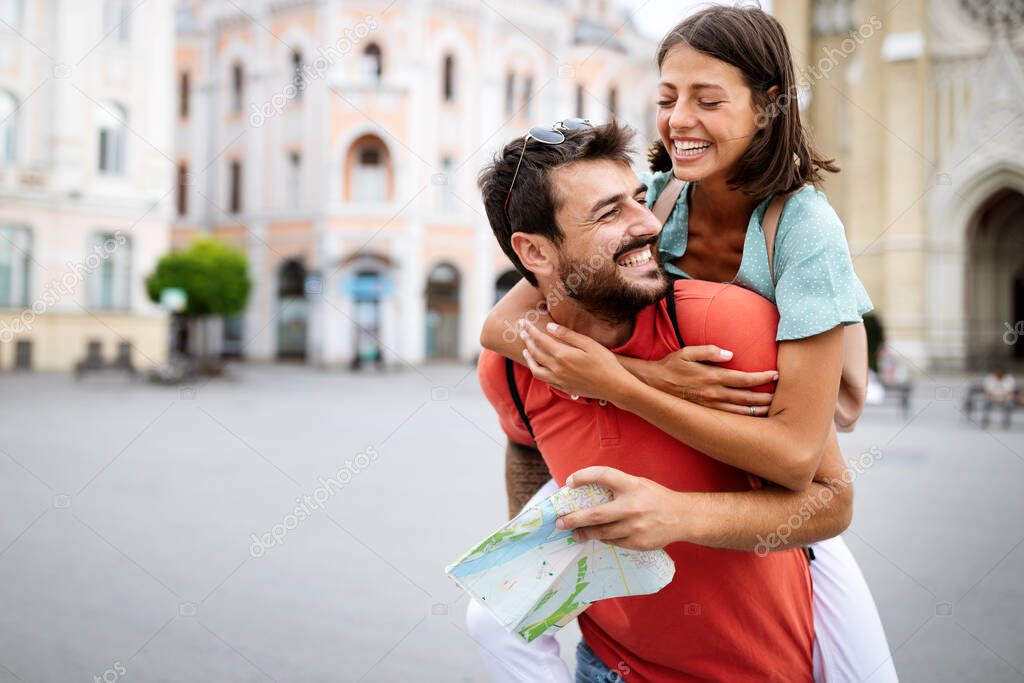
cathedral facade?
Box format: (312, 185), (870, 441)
(776, 0), (1024, 370)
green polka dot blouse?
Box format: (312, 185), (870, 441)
(642, 170), (874, 342)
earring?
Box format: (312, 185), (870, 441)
(793, 153), (801, 168)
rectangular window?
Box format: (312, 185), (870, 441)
(180, 72), (190, 119)
(98, 123), (125, 175)
(575, 84), (585, 120)
(443, 55), (455, 102)
(287, 152), (301, 210)
(290, 51), (304, 100)
(98, 129), (109, 172)
(504, 72), (515, 117)
(522, 76), (533, 117)
(231, 64), (244, 112)
(87, 232), (131, 311)
(0, 225), (30, 308)
(229, 160), (242, 213)
(439, 156), (454, 213)
(176, 163), (188, 216)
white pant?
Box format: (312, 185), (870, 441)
(465, 480), (898, 683)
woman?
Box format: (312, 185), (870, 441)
(473, 6), (897, 682)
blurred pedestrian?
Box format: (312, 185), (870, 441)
(982, 366), (1016, 429)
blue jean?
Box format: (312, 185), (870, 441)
(575, 640), (624, 682)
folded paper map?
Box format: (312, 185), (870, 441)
(445, 484), (676, 642)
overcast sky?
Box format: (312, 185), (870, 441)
(617, 0), (773, 40)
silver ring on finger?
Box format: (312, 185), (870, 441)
(748, 406), (757, 417)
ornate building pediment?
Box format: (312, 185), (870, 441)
(940, 37), (1024, 196)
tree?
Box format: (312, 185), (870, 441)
(146, 238), (251, 364)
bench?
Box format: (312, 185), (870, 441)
(74, 340), (138, 379)
(963, 383), (1020, 426)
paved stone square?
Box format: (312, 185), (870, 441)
(0, 364), (1022, 682)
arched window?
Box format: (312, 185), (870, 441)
(0, 90), (17, 164)
(362, 43), (383, 83)
(426, 262), (461, 359)
(278, 259), (306, 297)
(97, 102), (127, 175)
(231, 63), (244, 112)
(347, 137), (390, 203)
(442, 54), (456, 102)
(290, 50), (304, 100)
(276, 259), (307, 359)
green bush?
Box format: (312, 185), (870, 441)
(146, 238), (251, 317)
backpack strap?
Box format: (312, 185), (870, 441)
(662, 280), (685, 348)
(761, 191), (796, 284)
(652, 178), (686, 349)
(505, 358), (535, 440)
(652, 177), (685, 225)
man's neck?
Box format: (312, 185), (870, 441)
(544, 293), (635, 349)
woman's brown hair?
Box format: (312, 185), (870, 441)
(650, 5), (838, 198)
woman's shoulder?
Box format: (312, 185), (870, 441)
(777, 185), (844, 241)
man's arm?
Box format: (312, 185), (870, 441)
(678, 429), (851, 552)
(559, 427), (852, 553)
(504, 440), (552, 520)
(523, 321), (844, 492)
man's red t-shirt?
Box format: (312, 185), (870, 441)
(478, 279), (815, 682)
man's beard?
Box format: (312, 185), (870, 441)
(556, 237), (669, 325)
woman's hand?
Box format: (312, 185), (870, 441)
(519, 320), (638, 402)
(555, 466), (689, 552)
(644, 346), (778, 416)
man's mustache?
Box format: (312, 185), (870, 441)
(612, 234), (660, 262)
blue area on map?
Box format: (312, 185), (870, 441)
(448, 500), (573, 579)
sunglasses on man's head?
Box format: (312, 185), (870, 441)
(503, 118), (593, 221)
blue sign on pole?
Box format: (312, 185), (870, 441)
(343, 273), (393, 300)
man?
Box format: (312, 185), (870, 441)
(469, 121), (853, 681)
(982, 366), (1016, 429)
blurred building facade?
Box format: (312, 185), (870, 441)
(0, 0), (174, 371)
(172, 0), (657, 367)
(776, 0), (1024, 370)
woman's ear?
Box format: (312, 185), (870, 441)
(510, 232), (556, 280)
(754, 85), (783, 131)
